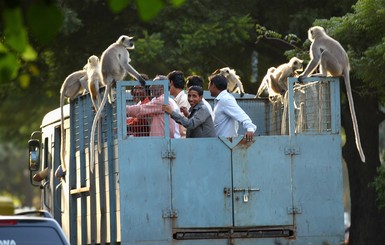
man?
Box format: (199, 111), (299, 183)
(127, 86), (150, 137)
(126, 77), (178, 138)
(168, 70), (190, 138)
(208, 74), (256, 141)
(185, 75), (214, 119)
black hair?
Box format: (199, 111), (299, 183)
(186, 75), (204, 88)
(188, 85), (203, 96)
(208, 74), (228, 91)
(167, 70), (185, 89)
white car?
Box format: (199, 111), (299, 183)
(0, 211), (69, 245)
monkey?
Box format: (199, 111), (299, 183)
(89, 35), (146, 172)
(60, 68), (89, 173)
(102, 35), (145, 104)
(86, 55), (102, 111)
(298, 26), (365, 162)
(86, 55), (103, 154)
(269, 57), (303, 98)
(212, 67), (245, 97)
(256, 67), (276, 98)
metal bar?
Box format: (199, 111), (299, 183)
(69, 99), (78, 245)
(330, 77), (341, 134)
(53, 127), (62, 224)
(288, 77), (296, 136)
(106, 92), (117, 244)
(99, 103), (108, 244)
(87, 95), (97, 245)
(69, 186), (90, 195)
(80, 97), (89, 245)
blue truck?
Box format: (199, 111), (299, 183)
(27, 77), (345, 245)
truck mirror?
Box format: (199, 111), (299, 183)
(28, 139), (40, 171)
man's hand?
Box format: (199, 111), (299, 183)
(244, 131), (254, 142)
(162, 104), (173, 114)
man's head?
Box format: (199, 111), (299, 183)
(187, 85), (203, 108)
(151, 75), (168, 97)
(208, 74), (228, 97)
(168, 70), (185, 96)
(186, 75), (204, 88)
(131, 86), (146, 103)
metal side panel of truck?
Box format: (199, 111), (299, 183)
(29, 77), (345, 245)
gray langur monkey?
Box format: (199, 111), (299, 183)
(256, 67), (276, 98)
(86, 55), (103, 154)
(60, 68), (89, 173)
(86, 55), (102, 111)
(89, 35), (146, 172)
(269, 57), (303, 97)
(298, 26), (365, 162)
(213, 67), (245, 97)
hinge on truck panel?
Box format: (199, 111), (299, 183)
(284, 147), (300, 155)
(287, 206), (302, 214)
(162, 209), (178, 218)
(161, 150), (176, 159)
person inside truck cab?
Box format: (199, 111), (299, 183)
(126, 75), (180, 138)
(208, 74), (256, 141)
(162, 85), (216, 138)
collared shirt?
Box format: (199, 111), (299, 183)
(213, 90), (256, 137)
(170, 101), (216, 138)
(202, 98), (214, 120)
(174, 90), (190, 138)
(126, 97), (151, 137)
(169, 99), (181, 138)
(126, 94), (176, 138)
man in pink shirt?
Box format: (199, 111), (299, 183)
(126, 78), (177, 138)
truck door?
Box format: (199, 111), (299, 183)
(171, 136), (293, 229)
(171, 138), (233, 228)
(231, 136), (293, 227)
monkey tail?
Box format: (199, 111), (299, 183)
(256, 79), (267, 97)
(60, 93), (67, 173)
(90, 85), (109, 173)
(97, 91), (102, 154)
(344, 73), (366, 163)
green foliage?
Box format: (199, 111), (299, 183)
(108, 0), (131, 13)
(3, 8), (29, 53)
(108, 0), (184, 21)
(26, 3), (64, 44)
(136, 0), (165, 21)
(371, 163), (385, 210)
(1, 7), (28, 82)
(134, 31), (165, 71)
(256, 24), (303, 50)
(255, 23), (307, 61)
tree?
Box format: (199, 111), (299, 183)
(4, 1), (384, 244)
(315, 1), (385, 243)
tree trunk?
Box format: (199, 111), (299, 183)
(342, 82), (385, 244)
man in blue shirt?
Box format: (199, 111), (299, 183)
(208, 74), (256, 141)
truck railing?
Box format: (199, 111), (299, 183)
(116, 76), (340, 138)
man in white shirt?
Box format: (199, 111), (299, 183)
(208, 74), (256, 141)
(168, 70), (190, 138)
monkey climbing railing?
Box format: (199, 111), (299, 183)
(265, 76), (340, 136)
